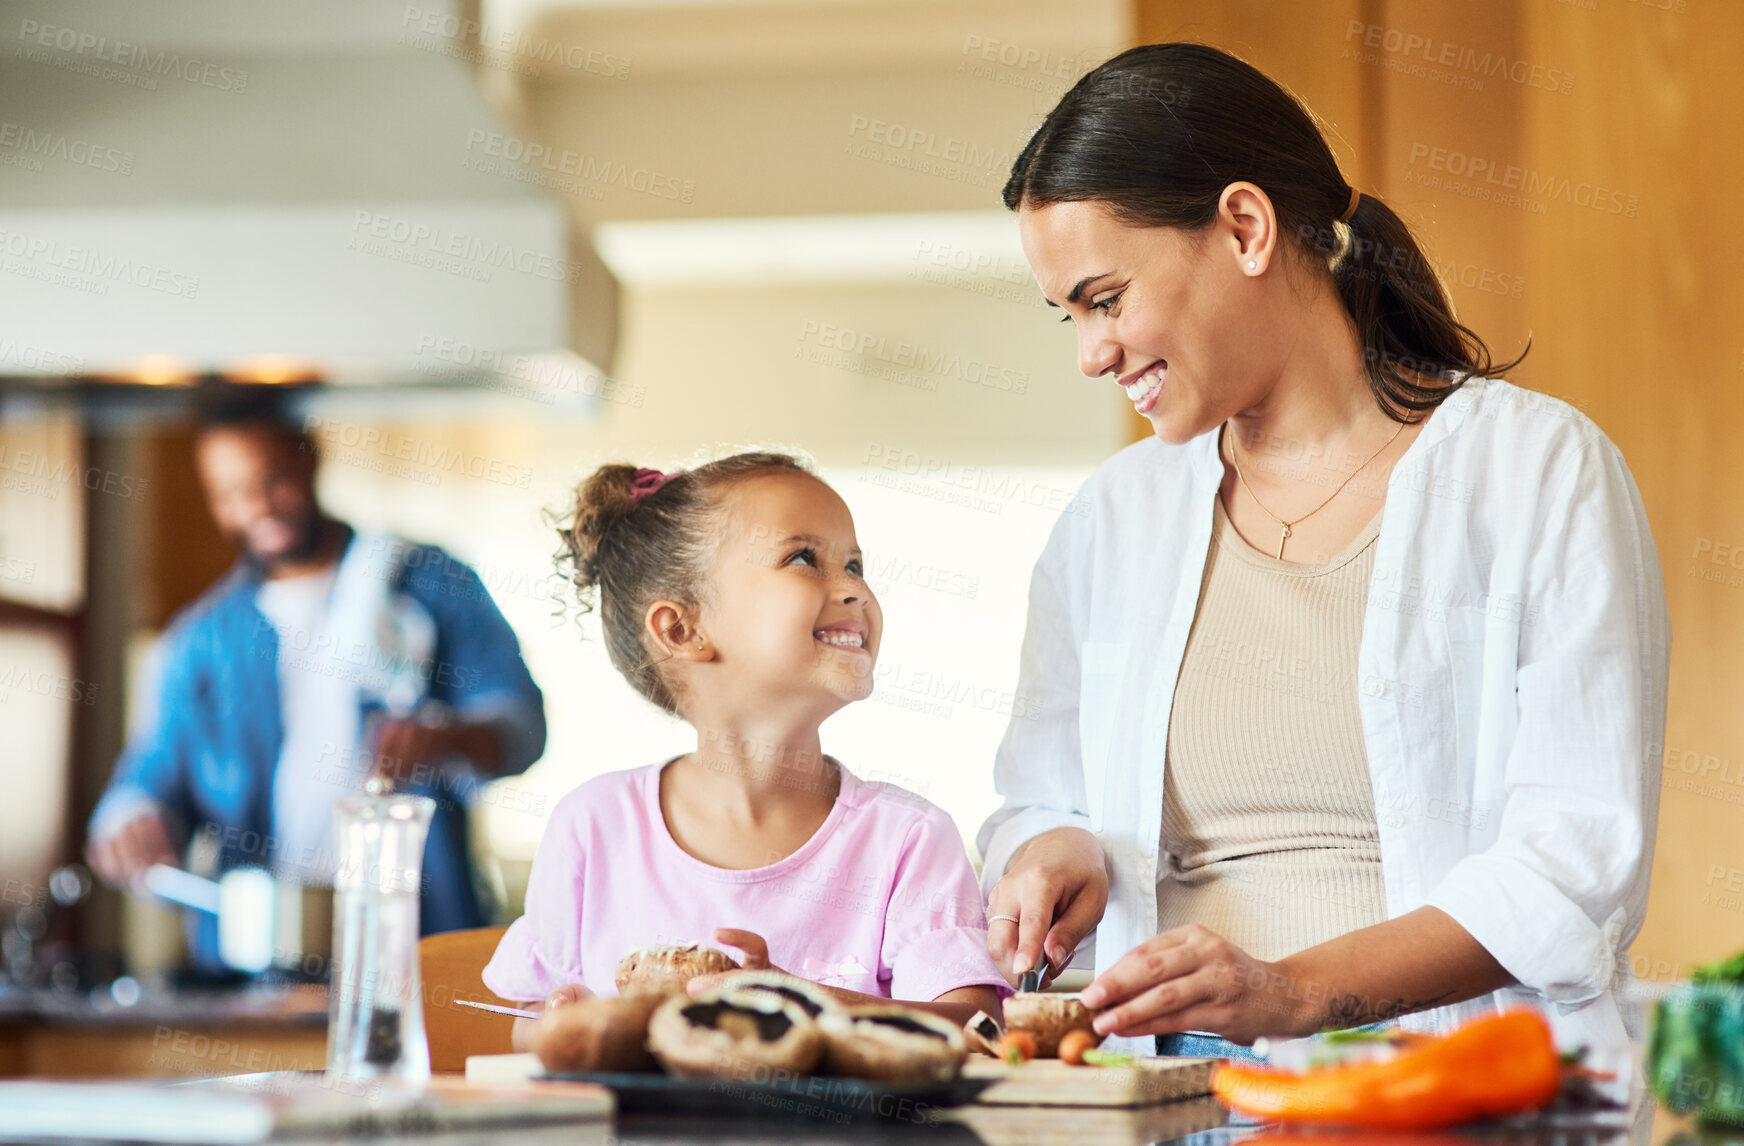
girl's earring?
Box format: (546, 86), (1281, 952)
(1247, 260), (1257, 271)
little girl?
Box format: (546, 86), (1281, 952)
(484, 451), (1007, 1046)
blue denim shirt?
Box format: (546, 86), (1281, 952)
(92, 527), (547, 975)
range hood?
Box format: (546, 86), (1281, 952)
(0, 0), (617, 388)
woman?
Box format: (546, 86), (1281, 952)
(977, 43), (1668, 1061)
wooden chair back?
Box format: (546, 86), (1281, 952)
(417, 925), (518, 1073)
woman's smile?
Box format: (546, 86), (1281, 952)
(1119, 360), (1168, 414)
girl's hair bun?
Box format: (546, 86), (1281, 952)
(560, 463), (643, 595)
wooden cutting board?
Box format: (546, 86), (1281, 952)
(946, 1096), (1229, 1146)
(961, 1056), (1219, 1107)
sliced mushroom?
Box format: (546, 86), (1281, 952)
(713, 970), (840, 1019)
(1001, 992), (1104, 1059)
(530, 992), (662, 1073)
(962, 1009), (1004, 1057)
(820, 1005), (967, 1087)
(647, 988), (824, 1078)
(614, 943), (740, 998)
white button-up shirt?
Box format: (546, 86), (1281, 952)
(978, 377), (1669, 1058)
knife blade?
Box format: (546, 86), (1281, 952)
(1016, 957), (1050, 993)
(454, 998), (541, 1020)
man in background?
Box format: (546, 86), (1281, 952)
(86, 388), (546, 976)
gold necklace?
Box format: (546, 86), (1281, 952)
(1225, 419), (1407, 559)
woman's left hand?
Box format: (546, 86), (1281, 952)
(1080, 924), (1303, 1046)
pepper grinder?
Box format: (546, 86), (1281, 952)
(324, 788), (435, 1086)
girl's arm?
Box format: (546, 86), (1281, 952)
(809, 983), (1001, 1028)
(699, 929), (1001, 1027)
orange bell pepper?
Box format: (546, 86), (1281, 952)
(1210, 1010), (1562, 1131)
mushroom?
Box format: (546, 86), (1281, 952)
(1001, 992), (1105, 1059)
(962, 1010), (1004, 1057)
(712, 970), (840, 1019)
(647, 988), (824, 1078)
(614, 944), (740, 998)
(820, 1005), (968, 1087)
(530, 993), (663, 1073)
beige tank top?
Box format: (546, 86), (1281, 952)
(1156, 496), (1389, 962)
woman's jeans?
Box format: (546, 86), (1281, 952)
(1155, 1032), (1262, 1062)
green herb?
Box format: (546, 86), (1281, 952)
(1320, 1028), (1399, 1044)
(1648, 949), (1744, 1126)
(1692, 951), (1744, 985)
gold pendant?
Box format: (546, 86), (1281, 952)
(1277, 523), (1291, 560)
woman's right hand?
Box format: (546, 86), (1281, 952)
(985, 827), (1109, 984)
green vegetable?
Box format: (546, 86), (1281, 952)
(1694, 952), (1744, 986)
(1079, 1048), (1136, 1067)
(1648, 949), (1744, 1126)
(1320, 1028), (1401, 1044)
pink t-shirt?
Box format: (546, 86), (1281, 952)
(483, 759), (1008, 1004)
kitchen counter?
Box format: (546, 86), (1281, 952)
(0, 984), (327, 1078)
(0, 1105), (1699, 1146)
(0, 1064), (1724, 1146)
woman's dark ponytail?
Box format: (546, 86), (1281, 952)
(1003, 43), (1524, 421)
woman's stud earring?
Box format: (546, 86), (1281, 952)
(1247, 260), (1257, 270)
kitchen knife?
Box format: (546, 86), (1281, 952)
(454, 999), (542, 1020)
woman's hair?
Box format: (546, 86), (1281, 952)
(1003, 42), (1524, 420)
(554, 451), (812, 714)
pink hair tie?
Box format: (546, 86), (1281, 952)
(627, 467), (676, 507)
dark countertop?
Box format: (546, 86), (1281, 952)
(0, 983), (327, 1028)
(0, 1069), (1722, 1146)
(90, 1103), (1702, 1146)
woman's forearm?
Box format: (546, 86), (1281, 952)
(1272, 906), (1514, 1037)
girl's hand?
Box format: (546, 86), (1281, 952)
(1080, 924), (1290, 1046)
(985, 827), (1108, 984)
(511, 983), (594, 1052)
(544, 983), (594, 1010)
(686, 928), (793, 992)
